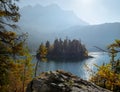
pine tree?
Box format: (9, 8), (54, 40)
(0, 1), (34, 92)
(37, 38), (88, 60)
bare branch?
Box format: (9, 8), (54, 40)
(93, 46), (107, 52)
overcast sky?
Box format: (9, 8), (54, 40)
(19, 0), (120, 25)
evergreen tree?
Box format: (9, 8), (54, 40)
(45, 40), (50, 50)
(0, 1), (34, 92)
(37, 38), (88, 61)
(0, 31), (33, 92)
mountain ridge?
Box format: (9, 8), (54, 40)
(19, 4), (88, 32)
(18, 4), (120, 52)
(26, 22), (120, 52)
(62, 22), (120, 51)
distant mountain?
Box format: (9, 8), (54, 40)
(61, 22), (120, 51)
(24, 22), (120, 52)
(18, 5), (120, 52)
(18, 4), (88, 51)
(19, 4), (88, 33)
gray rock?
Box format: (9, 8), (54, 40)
(26, 70), (112, 92)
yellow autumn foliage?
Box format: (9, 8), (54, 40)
(0, 31), (34, 92)
(90, 64), (120, 91)
(90, 39), (120, 92)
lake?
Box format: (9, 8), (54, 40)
(34, 52), (110, 80)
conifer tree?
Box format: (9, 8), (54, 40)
(0, 0), (34, 92)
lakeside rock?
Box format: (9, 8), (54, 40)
(26, 70), (111, 92)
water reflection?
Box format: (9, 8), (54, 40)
(84, 52), (110, 80)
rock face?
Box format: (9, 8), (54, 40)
(26, 70), (111, 92)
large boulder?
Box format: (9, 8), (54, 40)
(26, 70), (111, 92)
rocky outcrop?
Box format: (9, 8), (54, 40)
(26, 70), (111, 92)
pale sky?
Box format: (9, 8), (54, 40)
(19, 0), (120, 25)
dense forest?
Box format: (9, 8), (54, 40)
(36, 38), (88, 61)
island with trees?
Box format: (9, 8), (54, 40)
(36, 38), (89, 61)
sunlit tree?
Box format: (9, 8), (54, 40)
(90, 39), (120, 92)
(35, 43), (47, 76)
(0, 0), (34, 92)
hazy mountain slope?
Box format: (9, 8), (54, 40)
(18, 4), (88, 51)
(24, 22), (120, 52)
(18, 4), (120, 51)
(62, 23), (120, 51)
(19, 4), (88, 32)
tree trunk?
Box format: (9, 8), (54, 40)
(35, 60), (39, 77)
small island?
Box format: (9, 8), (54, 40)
(36, 38), (89, 61)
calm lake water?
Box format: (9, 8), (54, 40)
(34, 52), (110, 80)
